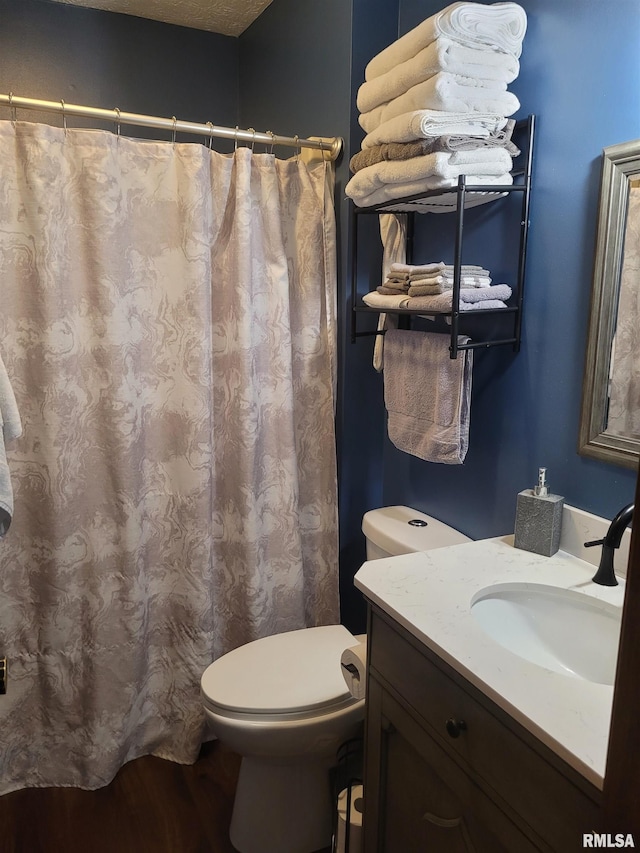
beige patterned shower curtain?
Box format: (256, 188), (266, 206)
(0, 120), (339, 794)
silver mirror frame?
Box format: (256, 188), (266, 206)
(579, 139), (640, 470)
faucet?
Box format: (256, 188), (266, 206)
(584, 503), (634, 586)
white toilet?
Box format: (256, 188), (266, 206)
(200, 505), (470, 853)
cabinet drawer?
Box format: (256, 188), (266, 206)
(369, 608), (601, 851)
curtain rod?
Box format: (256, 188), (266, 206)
(0, 93), (343, 161)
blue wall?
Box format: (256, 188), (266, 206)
(363, 1), (640, 542)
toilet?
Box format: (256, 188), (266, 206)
(200, 505), (470, 853)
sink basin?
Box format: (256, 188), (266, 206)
(470, 583), (622, 685)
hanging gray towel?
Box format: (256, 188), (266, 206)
(0, 351), (22, 536)
(383, 329), (472, 464)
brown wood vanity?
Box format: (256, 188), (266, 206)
(361, 604), (601, 852)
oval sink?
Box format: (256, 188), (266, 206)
(470, 583), (622, 685)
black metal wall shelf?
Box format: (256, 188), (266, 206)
(350, 115), (535, 359)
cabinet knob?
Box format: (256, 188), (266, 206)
(445, 717), (467, 738)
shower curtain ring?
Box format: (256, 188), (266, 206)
(294, 134), (300, 161)
(8, 92), (16, 125)
(114, 107), (121, 138)
(249, 128), (256, 152)
(60, 99), (67, 134)
(266, 130), (275, 155)
(206, 121), (214, 149)
(234, 126), (239, 151)
(171, 116), (177, 145)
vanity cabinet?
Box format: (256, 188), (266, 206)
(362, 606), (602, 852)
(350, 115), (535, 359)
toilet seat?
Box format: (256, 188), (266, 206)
(201, 625), (360, 720)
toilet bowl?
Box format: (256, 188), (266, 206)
(201, 506), (470, 853)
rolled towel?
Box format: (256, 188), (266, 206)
(358, 36), (520, 115)
(366, 1), (527, 81)
(351, 140), (442, 174)
(345, 149), (513, 204)
(341, 641), (367, 700)
(362, 110), (509, 149)
(349, 171), (513, 209)
(359, 73), (520, 134)
(351, 126), (518, 173)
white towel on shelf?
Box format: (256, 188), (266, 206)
(0, 351), (22, 537)
(362, 109), (508, 149)
(349, 171), (512, 210)
(357, 37), (520, 114)
(383, 329), (473, 464)
(340, 640), (367, 700)
(359, 73), (520, 134)
(366, 1), (527, 81)
(346, 149), (512, 202)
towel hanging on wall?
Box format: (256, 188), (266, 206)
(383, 329), (473, 464)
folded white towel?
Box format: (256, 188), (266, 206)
(346, 150), (512, 205)
(358, 37), (520, 115)
(383, 329), (473, 464)
(390, 262), (446, 275)
(341, 641), (367, 700)
(359, 73), (521, 134)
(361, 109), (508, 150)
(0, 351), (22, 537)
(366, 2), (527, 81)
(349, 171), (513, 209)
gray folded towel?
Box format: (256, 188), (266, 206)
(0, 351), (22, 536)
(383, 329), (472, 464)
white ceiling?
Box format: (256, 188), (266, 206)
(46, 0), (274, 36)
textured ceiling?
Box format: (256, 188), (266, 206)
(46, 0), (274, 36)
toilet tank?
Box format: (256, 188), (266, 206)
(363, 505), (471, 560)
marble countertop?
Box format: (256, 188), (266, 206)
(354, 532), (626, 790)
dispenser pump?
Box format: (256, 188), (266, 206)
(534, 467), (548, 497)
(514, 466), (564, 557)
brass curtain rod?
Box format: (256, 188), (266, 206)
(0, 93), (343, 161)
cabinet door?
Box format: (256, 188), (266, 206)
(364, 679), (539, 853)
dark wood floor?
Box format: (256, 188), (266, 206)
(0, 742), (334, 853)
(0, 741), (242, 853)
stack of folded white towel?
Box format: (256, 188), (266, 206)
(345, 1), (527, 208)
(366, 260), (512, 312)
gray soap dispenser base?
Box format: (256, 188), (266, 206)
(514, 468), (564, 557)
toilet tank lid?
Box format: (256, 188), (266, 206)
(362, 505), (471, 555)
(201, 625), (357, 715)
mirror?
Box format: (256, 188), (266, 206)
(580, 139), (640, 469)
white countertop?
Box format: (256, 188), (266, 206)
(354, 528), (626, 790)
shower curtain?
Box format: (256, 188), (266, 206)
(0, 120), (339, 794)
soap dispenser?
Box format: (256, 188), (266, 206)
(514, 467), (564, 557)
